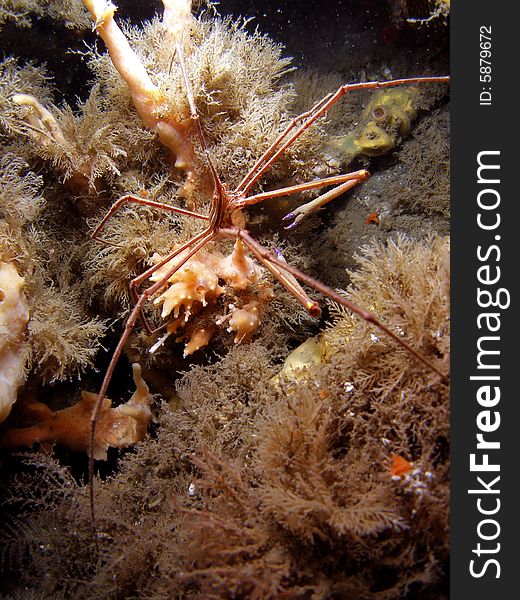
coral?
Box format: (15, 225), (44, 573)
(322, 234), (450, 388)
(1, 135), (107, 386)
(0, 152), (44, 234)
(0, 57), (53, 140)
(25, 281), (107, 383)
(0, 363), (152, 458)
(256, 387), (408, 543)
(393, 0), (450, 25)
(249, 235), (450, 594)
(151, 249), (224, 320)
(0, 229), (450, 597)
(175, 341), (282, 458)
(174, 451), (301, 599)
(0, 153), (107, 383)
(82, 0), (301, 201)
(0, 262), (30, 423)
(82, 0), (196, 182)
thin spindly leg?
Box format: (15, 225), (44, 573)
(245, 237), (450, 384)
(228, 228), (448, 383)
(235, 76), (449, 196)
(91, 194), (209, 245)
(226, 228), (321, 317)
(234, 93), (335, 195)
(129, 227), (215, 334)
(89, 228), (216, 536)
(233, 170), (369, 229)
(175, 43), (225, 190)
(234, 170), (368, 209)
(282, 176), (367, 229)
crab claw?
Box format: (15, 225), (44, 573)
(282, 211), (299, 229)
(282, 210), (305, 230)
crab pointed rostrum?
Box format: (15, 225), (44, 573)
(83, 0), (450, 538)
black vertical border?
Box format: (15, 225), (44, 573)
(452, 1), (517, 597)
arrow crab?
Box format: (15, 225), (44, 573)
(80, 0), (449, 531)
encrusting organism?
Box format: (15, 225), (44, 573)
(149, 238), (273, 355)
(10, 89), (129, 192)
(0, 148), (107, 385)
(390, 454), (414, 478)
(0, 363), (152, 458)
(0, 0), (90, 29)
(0, 234), (450, 598)
(393, 0), (450, 25)
(0, 262), (30, 423)
(331, 86), (423, 163)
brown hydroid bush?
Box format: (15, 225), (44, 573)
(0, 149), (107, 384)
(1, 234), (449, 599)
(179, 234), (449, 596)
(323, 234), (450, 399)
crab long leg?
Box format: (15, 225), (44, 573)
(91, 194), (209, 246)
(235, 76), (450, 196)
(282, 177), (367, 229)
(175, 41), (224, 191)
(232, 229), (449, 384)
(234, 171), (369, 229)
(224, 228), (321, 317)
(233, 170), (368, 210)
(89, 228), (215, 535)
(174, 41), (232, 231)
(234, 93), (335, 196)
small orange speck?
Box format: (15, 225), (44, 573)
(390, 454), (413, 477)
(139, 189), (149, 197)
(365, 211), (379, 225)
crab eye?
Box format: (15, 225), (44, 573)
(372, 106), (385, 119)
